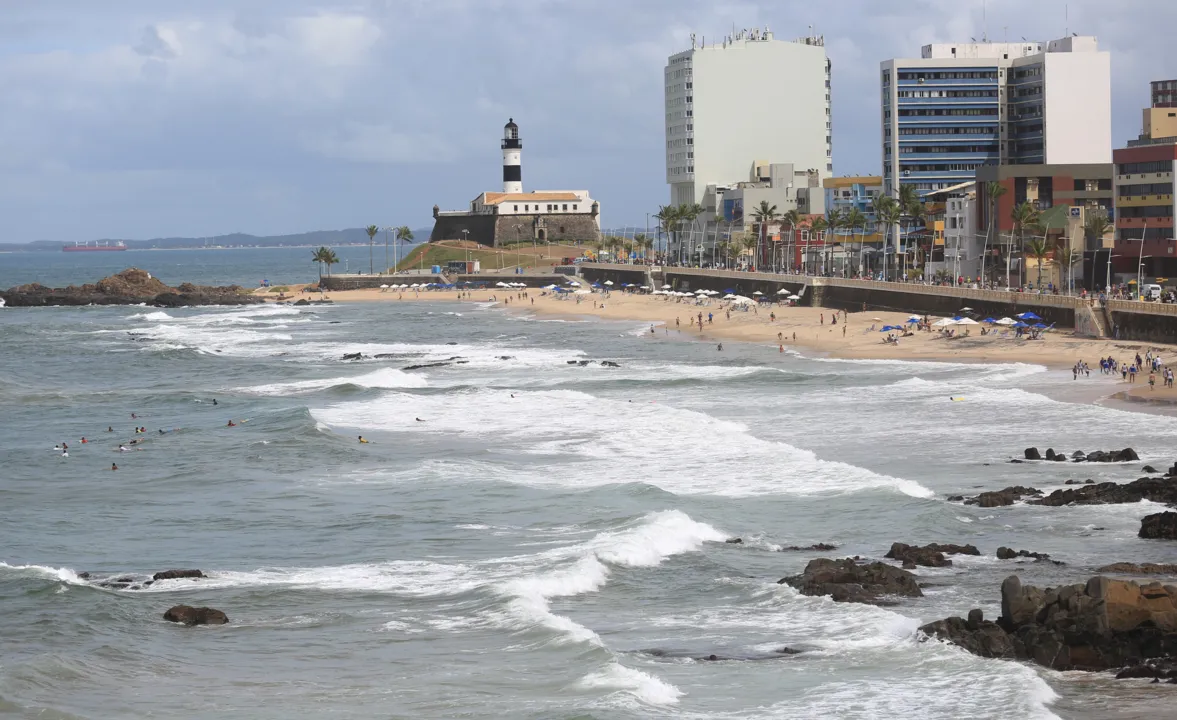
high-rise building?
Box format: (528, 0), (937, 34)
(880, 36), (1111, 197)
(664, 28), (831, 209)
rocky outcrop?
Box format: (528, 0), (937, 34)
(1022, 448), (1138, 463)
(152, 569), (205, 581)
(163, 605), (229, 626)
(1, 268), (260, 307)
(1116, 660), (1177, 682)
(996, 547), (1062, 564)
(780, 543), (838, 552)
(1140, 512), (1177, 540)
(960, 486), (1042, 507)
(1024, 447), (1042, 460)
(920, 575), (1177, 671)
(1031, 477), (1177, 507)
(1098, 563), (1177, 575)
(779, 558), (922, 605)
(884, 542), (980, 568)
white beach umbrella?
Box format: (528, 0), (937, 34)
(640, 285), (650, 290)
(661, 284), (672, 289)
(931, 318), (955, 327)
(954, 317), (980, 326)
(568, 281), (580, 286)
(777, 289), (790, 295)
(411, 283), (420, 288)
(995, 317), (1016, 326)
(604, 280), (614, 286)
(753, 291), (764, 296)
(495, 282), (508, 287)
(695, 289), (708, 295)
(574, 289), (592, 295)
(788, 294), (800, 300)
(379, 284), (389, 289)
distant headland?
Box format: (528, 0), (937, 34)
(0, 227), (431, 253)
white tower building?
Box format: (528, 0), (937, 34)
(502, 118), (522, 194)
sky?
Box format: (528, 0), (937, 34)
(1, 0), (1175, 242)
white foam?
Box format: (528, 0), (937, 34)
(139, 560), (482, 595)
(578, 663), (682, 706)
(0, 561), (83, 584)
(238, 367), (428, 396)
(129, 311), (173, 321)
(312, 389), (934, 498)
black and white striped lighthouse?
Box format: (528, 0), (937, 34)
(501, 118), (522, 194)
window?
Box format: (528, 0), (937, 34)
(1117, 161), (1172, 174)
(524, 205), (529, 211)
(1118, 182), (1173, 196)
(559, 226), (565, 234)
(513, 205), (518, 211)
(547, 204), (552, 211)
(562, 204), (568, 211)
(573, 204), (578, 211)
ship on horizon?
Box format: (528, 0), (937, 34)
(62, 241), (127, 252)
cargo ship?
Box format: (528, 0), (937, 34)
(63, 241), (127, 252)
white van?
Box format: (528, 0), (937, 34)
(1143, 284), (1163, 301)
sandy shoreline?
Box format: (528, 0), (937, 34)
(260, 284), (1177, 414)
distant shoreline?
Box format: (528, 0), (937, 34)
(0, 244), (379, 253)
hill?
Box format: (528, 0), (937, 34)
(0, 227), (432, 252)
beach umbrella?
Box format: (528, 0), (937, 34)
(777, 288), (790, 294)
(788, 295), (800, 300)
(574, 289), (591, 295)
(379, 284), (389, 289)
(1033, 323), (1048, 329)
(995, 317), (1016, 326)
(724, 288), (736, 293)
(954, 318), (980, 326)
(982, 317), (997, 324)
(1017, 312), (1041, 321)
(905, 318), (918, 324)
(932, 318), (955, 327)
(753, 291), (764, 296)
(872, 317), (882, 321)
(1012, 321), (1029, 328)
(951, 315), (965, 321)
(604, 281), (614, 286)
(695, 289), (708, 294)
(568, 281), (580, 286)
(960, 306), (973, 312)
(494, 282), (507, 287)
(661, 284), (672, 289)
(640, 285), (650, 290)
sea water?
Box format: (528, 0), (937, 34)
(1, 275), (1175, 718)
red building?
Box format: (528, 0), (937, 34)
(1112, 142), (1177, 279)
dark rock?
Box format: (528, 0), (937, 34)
(1144, 465), (1159, 474)
(1065, 479), (1079, 485)
(152, 569), (204, 581)
(1024, 447), (1042, 460)
(1116, 660), (1177, 681)
(1098, 563), (1177, 575)
(293, 298), (310, 306)
(163, 605), (229, 626)
(1078, 448), (1139, 463)
(924, 574), (1177, 672)
(725, 538), (743, 544)
(403, 362), (451, 371)
(341, 352), (363, 361)
(946, 495), (964, 502)
(1071, 451), (1086, 459)
(996, 547), (1062, 564)
(1045, 448), (1056, 460)
(1032, 477), (1177, 507)
(780, 543), (838, 552)
(1009, 459), (1024, 464)
(967, 608), (984, 630)
(1121, 448), (1141, 462)
(1140, 512), (1177, 540)
(1052, 454), (1067, 462)
(600, 361), (621, 368)
(963, 486), (1042, 507)
(497, 356), (514, 360)
(1085, 479), (1094, 484)
(1, 268), (262, 308)
(77, 572), (91, 580)
(779, 557), (922, 605)
(885, 542), (980, 568)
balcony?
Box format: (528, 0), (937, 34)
(896, 96), (998, 105)
(896, 77), (999, 86)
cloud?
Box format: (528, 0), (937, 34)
(0, 0), (1174, 242)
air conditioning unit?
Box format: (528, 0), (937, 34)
(918, 78), (925, 84)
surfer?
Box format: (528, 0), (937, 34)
(415, 417), (424, 422)
(717, 343), (723, 351)
(358, 436), (369, 444)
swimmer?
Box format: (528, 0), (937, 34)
(107, 426), (113, 432)
(415, 417), (424, 422)
(111, 463), (118, 471)
(212, 399), (218, 406)
(80, 437), (87, 444)
(227, 420), (237, 427)
(118, 445), (129, 452)
(358, 435), (369, 444)
(717, 343), (723, 351)
(61, 451), (69, 457)
(510, 394), (515, 399)
(131, 413), (137, 419)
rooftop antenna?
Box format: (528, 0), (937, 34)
(982, 0), (988, 42)
(1065, 4), (1069, 37)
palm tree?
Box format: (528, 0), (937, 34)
(751, 200), (779, 272)
(808, 216), (828, 275)
(983, 181), (1008, 285)
(844, 208), (868, 277)
(679, 203), (704, 266)
(365, 225), (378, 274)
(781, 209), (802, 273)
(655, 205), (679, 260)
(873, 199), (900, 281)
(1010, 201), (1039, 288)
(312, 246), (330, 282)
(739, 233), (758, 266)
(1054, 242), (1079, 294)
(825, 209), (845, 276)
(1025, 237), (1050, 290)
(394, 226), (414, 269)
(1085, 208), (1113, 246)
(871, 195), (895, 280)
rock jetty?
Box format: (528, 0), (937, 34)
(1, 268), (261, 307)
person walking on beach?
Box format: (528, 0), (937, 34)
(820, 313), (824, 325)
(1149, 371), (1157, 390)
(1122, 365), (1129, 381)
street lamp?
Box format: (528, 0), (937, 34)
(1137, 222), (1149, 299)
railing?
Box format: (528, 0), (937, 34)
(1108, 299), (1177, 317)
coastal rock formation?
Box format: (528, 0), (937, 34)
(996, 547), (1062, 564)
(780, 543), (838, 552)
(152, 569), (205, 581)
(1022, 448), (1139, 463)
(0, 268), (260, 307)
(1140, 512), (1177, 540)
(1024, 448), (1042, 460)
(1098, 563), (1177, 575)
(163, 605), (229, 626)
(920, 575), (1177, 671)
(960, 486), (1042, 507)
(1116, 660), (1177, 682)
(1030, 477), (1177, 507)
(779, 558), (922, 605)
(884, 542), (980, 568)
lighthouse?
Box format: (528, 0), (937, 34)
(501, 118), (522, 194)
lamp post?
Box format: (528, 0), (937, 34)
(1137, 222), (1149, 300)
(461, 229), (470, 271)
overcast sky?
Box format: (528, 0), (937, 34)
(2, 0), (1174, 242)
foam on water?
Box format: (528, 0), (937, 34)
(312, 388), (934, 498)
(577, 662), (683, 706)
(0, 561), (83, 584)
(237, 367), (428, 395)
(129, 311), (173, 321)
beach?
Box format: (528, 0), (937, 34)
(261, 283), (1177, 410)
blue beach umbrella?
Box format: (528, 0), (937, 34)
(982, 317), (997, 324)
(905, 318), (919, 324)
(1033, 323), (1047, 329)
(1017, 312), (1041, 321)
(1012, 321), (1029, 328)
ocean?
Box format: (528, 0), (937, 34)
(1, 250), (1174, 719)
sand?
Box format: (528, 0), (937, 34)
(259, 284), (1177, 411)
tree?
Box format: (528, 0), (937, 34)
(365, 225), (379, 274)
(983, 181), (1008, 285)
(751, 200), (779, 271)
(1054, 241), (1079, 294)
(781, 209), (802, 273)
(312, 246), (330, 282)
(679, 203), (704, 266)
(825, 209), (844, 276)
(739, 232), (758, 263)
(871, 195), (896, 280)
(1085, 209), (1113, 246)
(808, 216), (828, 275)
(1010, 201), (1039, 288)
(654, 205), (680, 260)
(843, 208), (868, 276)
(394, 226), (415, 270)
(1024, 237), (1050, 289)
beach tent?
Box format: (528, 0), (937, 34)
(542, 284), (557, 290)
(730, 296), (755, 304)
(722, 293), (737, 299)
(1017, 312), (1042, 321)
(753, 291), (764, 296)
(995, 317), (1016, 326)
(495, 282), (508, 287)
(695, 289), (709, 294)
